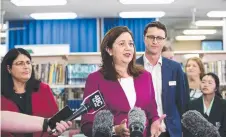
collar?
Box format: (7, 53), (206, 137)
(202, 96), (215, 116)
(143, 54), (162, 66)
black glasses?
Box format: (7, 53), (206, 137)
(146, 35), (165, 43)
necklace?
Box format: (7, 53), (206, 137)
(14, 92), (25, 99)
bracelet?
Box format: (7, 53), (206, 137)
(42, 118), (49, 132)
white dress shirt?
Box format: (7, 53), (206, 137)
(143, 55), (166, 130)
(203, 97), (215, 116)
(118, 77), (136, 109)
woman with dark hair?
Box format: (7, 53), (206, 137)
(81, 26), (166, 137)
(184, 73), (226, 137)
(1, 48), (59, 137)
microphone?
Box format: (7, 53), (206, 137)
(181, 110), (221, 137)
(50, 90), (105, 134)
(92, 110), (114, 137)
(128, 107), (146, 137)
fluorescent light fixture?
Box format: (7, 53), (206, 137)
(195, 20), (224, 26)
(119, 11), (165, 18)
(207, 11), (226, 18)
(175, 35), (206, 41)
(119, 0), (174, 4)
(0, 32), (7, 38)
(30, 12), (77, 20)
(183, 29), (217, 35)
(11, 0), (67, 6)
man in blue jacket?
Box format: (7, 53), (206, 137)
(136, 21), (189, 137)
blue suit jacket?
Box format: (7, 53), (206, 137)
(136, 56), (189, 137)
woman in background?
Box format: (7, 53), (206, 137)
(1, 48), (59, 137)
(184, 73), (226, 137)
(81, 26), (165, 137)
(161, 45), (174, 60)
(185, 57), (205, 100)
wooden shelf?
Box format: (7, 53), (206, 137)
(174, 50), (226, 54)
(31, 52), (101, 57)
(30, 50), (226, 58)
(50, 84), (85, 88)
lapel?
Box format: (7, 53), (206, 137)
(161, 58), (170, 95)
(133, 76), (141, 107)
(136, 55), (144, 66)
(208, 96), (220, 123)
(196, 97), (204, 115)
(113, 77), (140, 111)
(161, 58), (171, 112)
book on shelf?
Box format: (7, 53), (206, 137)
(52, 88), (84, 111)
(67, 64), (99, 85)
(203, 60), (226, 85)
(33, 63), (66, 85)
(33, 63), (99, 113)
(33, 63), (100, 86)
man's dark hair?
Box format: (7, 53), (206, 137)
(143, 21), (167, 38)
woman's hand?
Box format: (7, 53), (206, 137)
(114, 119), (130, 137)
(150, 114), (166, 137)
(48, 120), (72, 136)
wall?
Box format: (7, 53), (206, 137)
(172, 40), (201, 51)
(0, 45), (7, 57)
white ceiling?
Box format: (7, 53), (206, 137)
(1, 0), (226, 40)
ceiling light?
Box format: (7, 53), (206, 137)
(183, 29), (217, 35)
(0, 32), (7, 38)
(11, 0), (67, 6)
(207, 11), (226, 18)
(119, 11), (165, 18)
(30, 12), (77, 20)
(195, 20), (224, 26)
(175, 35), (206, 41)
(119, 0), (174, 4)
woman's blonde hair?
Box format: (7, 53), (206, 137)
(185, 57), (205, 79)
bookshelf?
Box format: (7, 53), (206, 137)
(31, 50), (226, 64)
(29, 51), (226, 113)
(173, 50), (226, 63)
(50, 84), (85, 89)
(30, 50), (226, 82)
